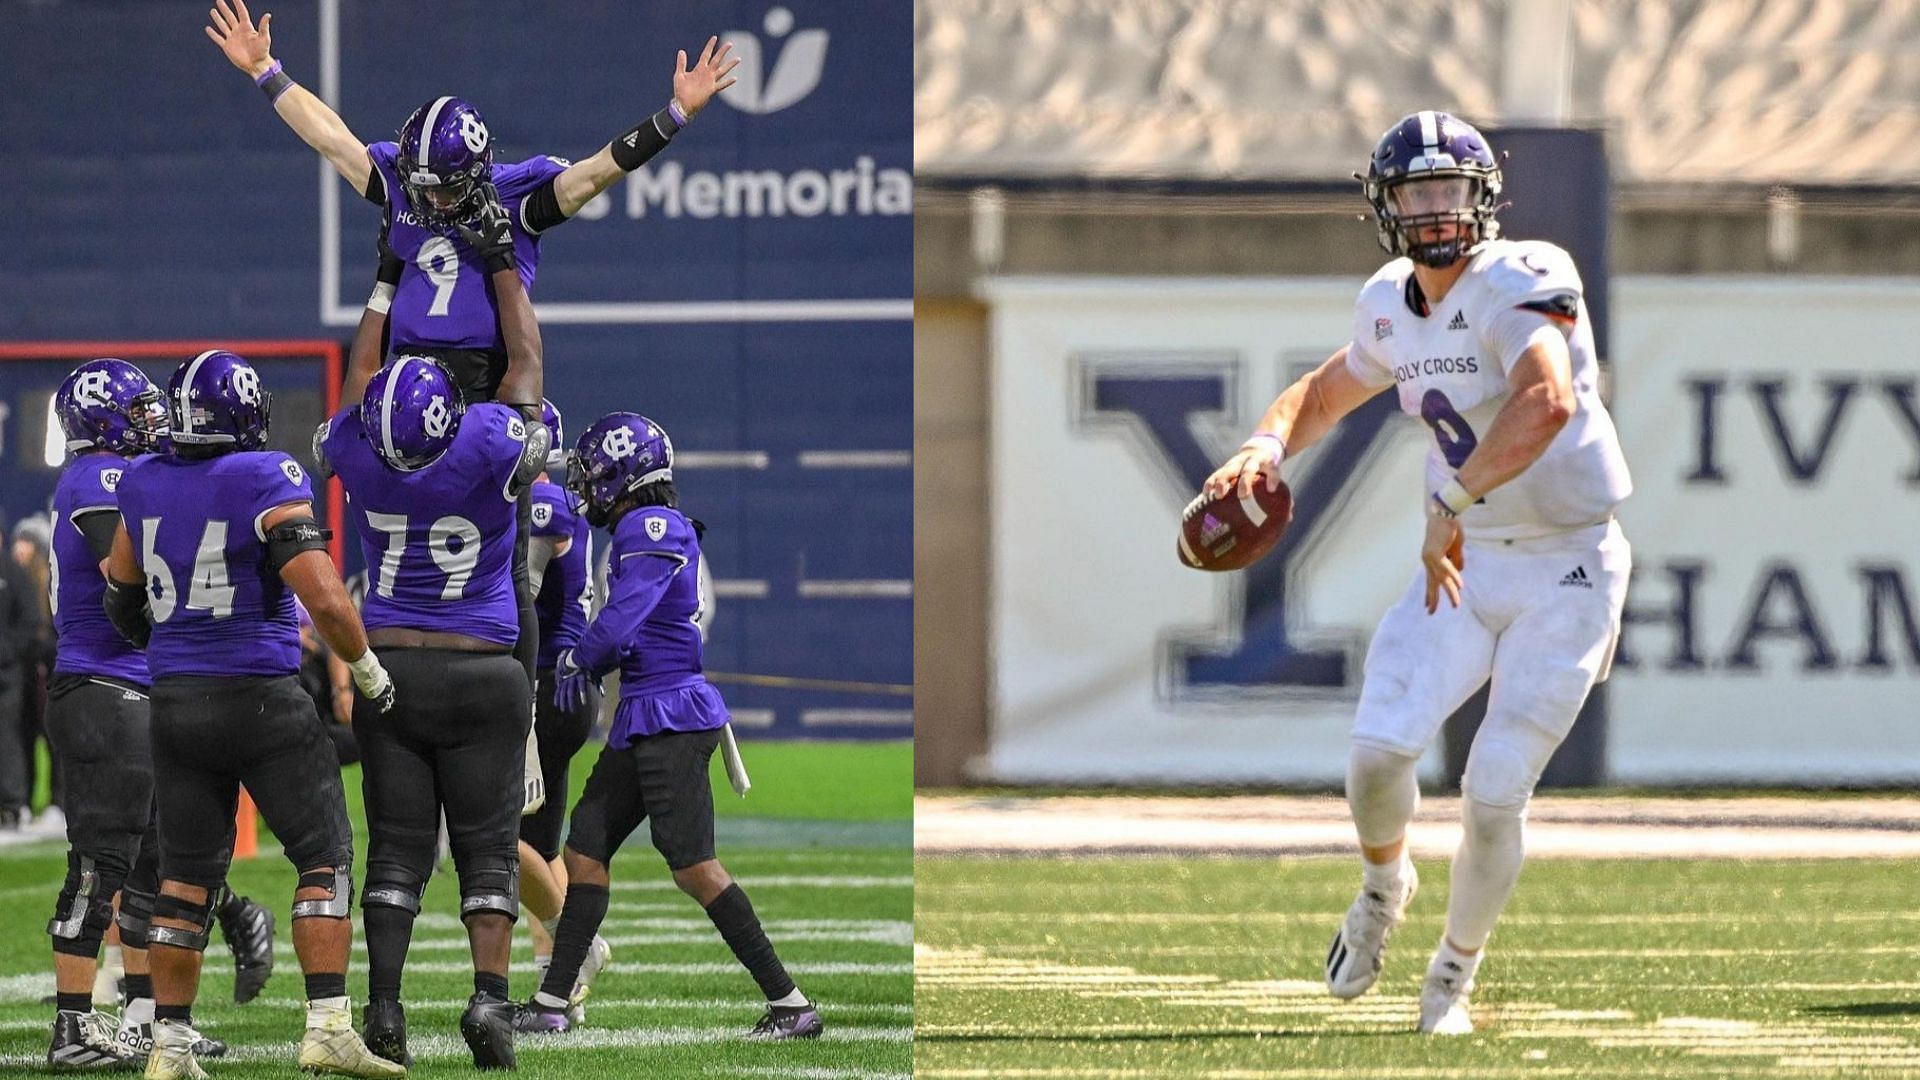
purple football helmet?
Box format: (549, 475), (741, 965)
(540, 398), (565, 472)
(1362, 111), (1503, 268)
(363, 356), (464, 472)
(396, 96), (494, 224)
(565, 413), (674, 527)
(55, 358), (170, 455)
(169, 350), (270, 452)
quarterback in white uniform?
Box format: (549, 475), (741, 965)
(1203, 111), (1632, 1034)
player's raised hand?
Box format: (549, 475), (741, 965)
(205, 0), (275, 78)
(453, 184), (516, 274)
(1421, 514), (1465, 614)
(673, 36), (742, 119)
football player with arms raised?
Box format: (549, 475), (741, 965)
(512, 415), (819, 1041)
(105, 352), (402, 1079)
(1203, 112), (1632, 1035)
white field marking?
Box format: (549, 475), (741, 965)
(0, 973), (52, 1003)
(613, 875), (911, 890)
(251, 995), (912, 1017)
(605, 901), (690, 914)
(913, 1069), (1610, 1079)
(184, 1023), (907, 1066)
(367, 959), (911, 976)
(721, 1060), (913, 1068)
(924, 909), (1920, 927)
(721, 1069), (912, 1080)
(1778, 1057), (1920, 1069)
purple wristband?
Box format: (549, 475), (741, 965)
(666, 99), (689, 128)
(252, 60), (284, 87)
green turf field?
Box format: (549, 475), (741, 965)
(0, 739), (911, 1078)
(916, 854), (1920, 1079)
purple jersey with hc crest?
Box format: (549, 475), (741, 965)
(365, 143), (567, 352)
(575, 507), (727, 743)
(324, 403), (526, 645)
(50, 452), (147, 685)
(530, 479), (591, 670)
(115, 451), (313, 679)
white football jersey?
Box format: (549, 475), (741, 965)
(1346, 239), (1632, 540)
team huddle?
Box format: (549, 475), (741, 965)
(40, 2), (817, 1075)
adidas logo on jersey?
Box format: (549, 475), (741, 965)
(1559, 566), (1593, 589)
(1447, 310), (1469, 331)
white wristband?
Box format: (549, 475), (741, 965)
(366, 282), (395, 315)
(1433, 477), (1475, 516)
(1241, 432), (1286, 462)
(347, 651), (388, 695)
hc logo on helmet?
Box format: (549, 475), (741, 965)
(422, 395), (451, 438)
(231, 367), (261, 406)
(720, 7), (828, 115)
(458, 113), (489, 155)
(74, 371), (114, 409)
(602, 427), (637, 459)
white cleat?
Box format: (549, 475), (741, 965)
(299, 1025), (407, 1077)
(568, 935), (614, 1025)
(1324, 862), (1418, 999)
(1418, 952), (1477, 1035)
(142, 1021), (207, 1080)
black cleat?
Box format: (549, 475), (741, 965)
(361, 997), (412, 1067)
(746, 1003), (823, 1041)
(459, 992), (517, 1070)
(217, 894), (275, 1004)
(509, 1000), (571, 1035)
(48, 1010), (135, 1070)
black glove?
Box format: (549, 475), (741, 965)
(454, 183), (516, 274)
(376, 229), (404, 287)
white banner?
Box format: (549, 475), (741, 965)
(984, 275), (1920, 785)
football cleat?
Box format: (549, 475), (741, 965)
(49, 1009), (136, 1070)
(509, 1001), (570, 1036)
(116, 1020), (225, 1061)
(459, 993), (517, 1070)
(297, 1022), (406, 1078)
(217, 894), (275, 1004)
(142, 1021), (207, 1080)
(1325, 862), (1418, 999)
(1418, 946), (1480, 1036)
(745, 1004), (823, 1041)
(361, 998), (411, 1067)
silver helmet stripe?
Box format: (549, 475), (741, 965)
(1418, 110), (1439, 155)
(177, 349), (222, 441)
(418, 96), (454, 168)
(380, 357), (413, 465)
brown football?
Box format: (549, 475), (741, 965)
(1176, 480), (1294, 572)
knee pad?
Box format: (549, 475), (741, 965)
(1461, 720), (1561, 811)
(361, 869), (427, 916)
(1346, 742), (1421, 849)
(292, 864), (354, 920)
(117, 884), (155, 950)
(457, 855), (521, 922)
(48, 854), (120, 956)
(147, 892), (215, 952)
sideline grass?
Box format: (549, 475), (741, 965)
(0, 740), (911, 1078)
(916, 854), (1920, 1079)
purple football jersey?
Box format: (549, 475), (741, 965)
(531, 479), (590, 669)
(366, 143), (567, 351)
(324, 402), (526, 645)
(115, 451), (314, 679)
(574, 508), (726, 741)
(51, 452), (148, 685)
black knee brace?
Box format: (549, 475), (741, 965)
(291, 864), (354, 920)
(361, 869), (426, 915)
(457, 856), (520, 923)
(147, 892), (215, 952)
(48, 854), (121, 957)
(116, 884), (155, 950)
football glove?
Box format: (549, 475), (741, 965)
(454, 183), (516, 274)
(554, 648), (598, 712)
(348, 651), (397, 714)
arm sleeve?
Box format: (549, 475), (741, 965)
(363, 143), (396, 206)
(521, 180), (567, 233)
(73, 508), (119, 562)
(528, 535), (561, 595)
(571, 552), (678, 674)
